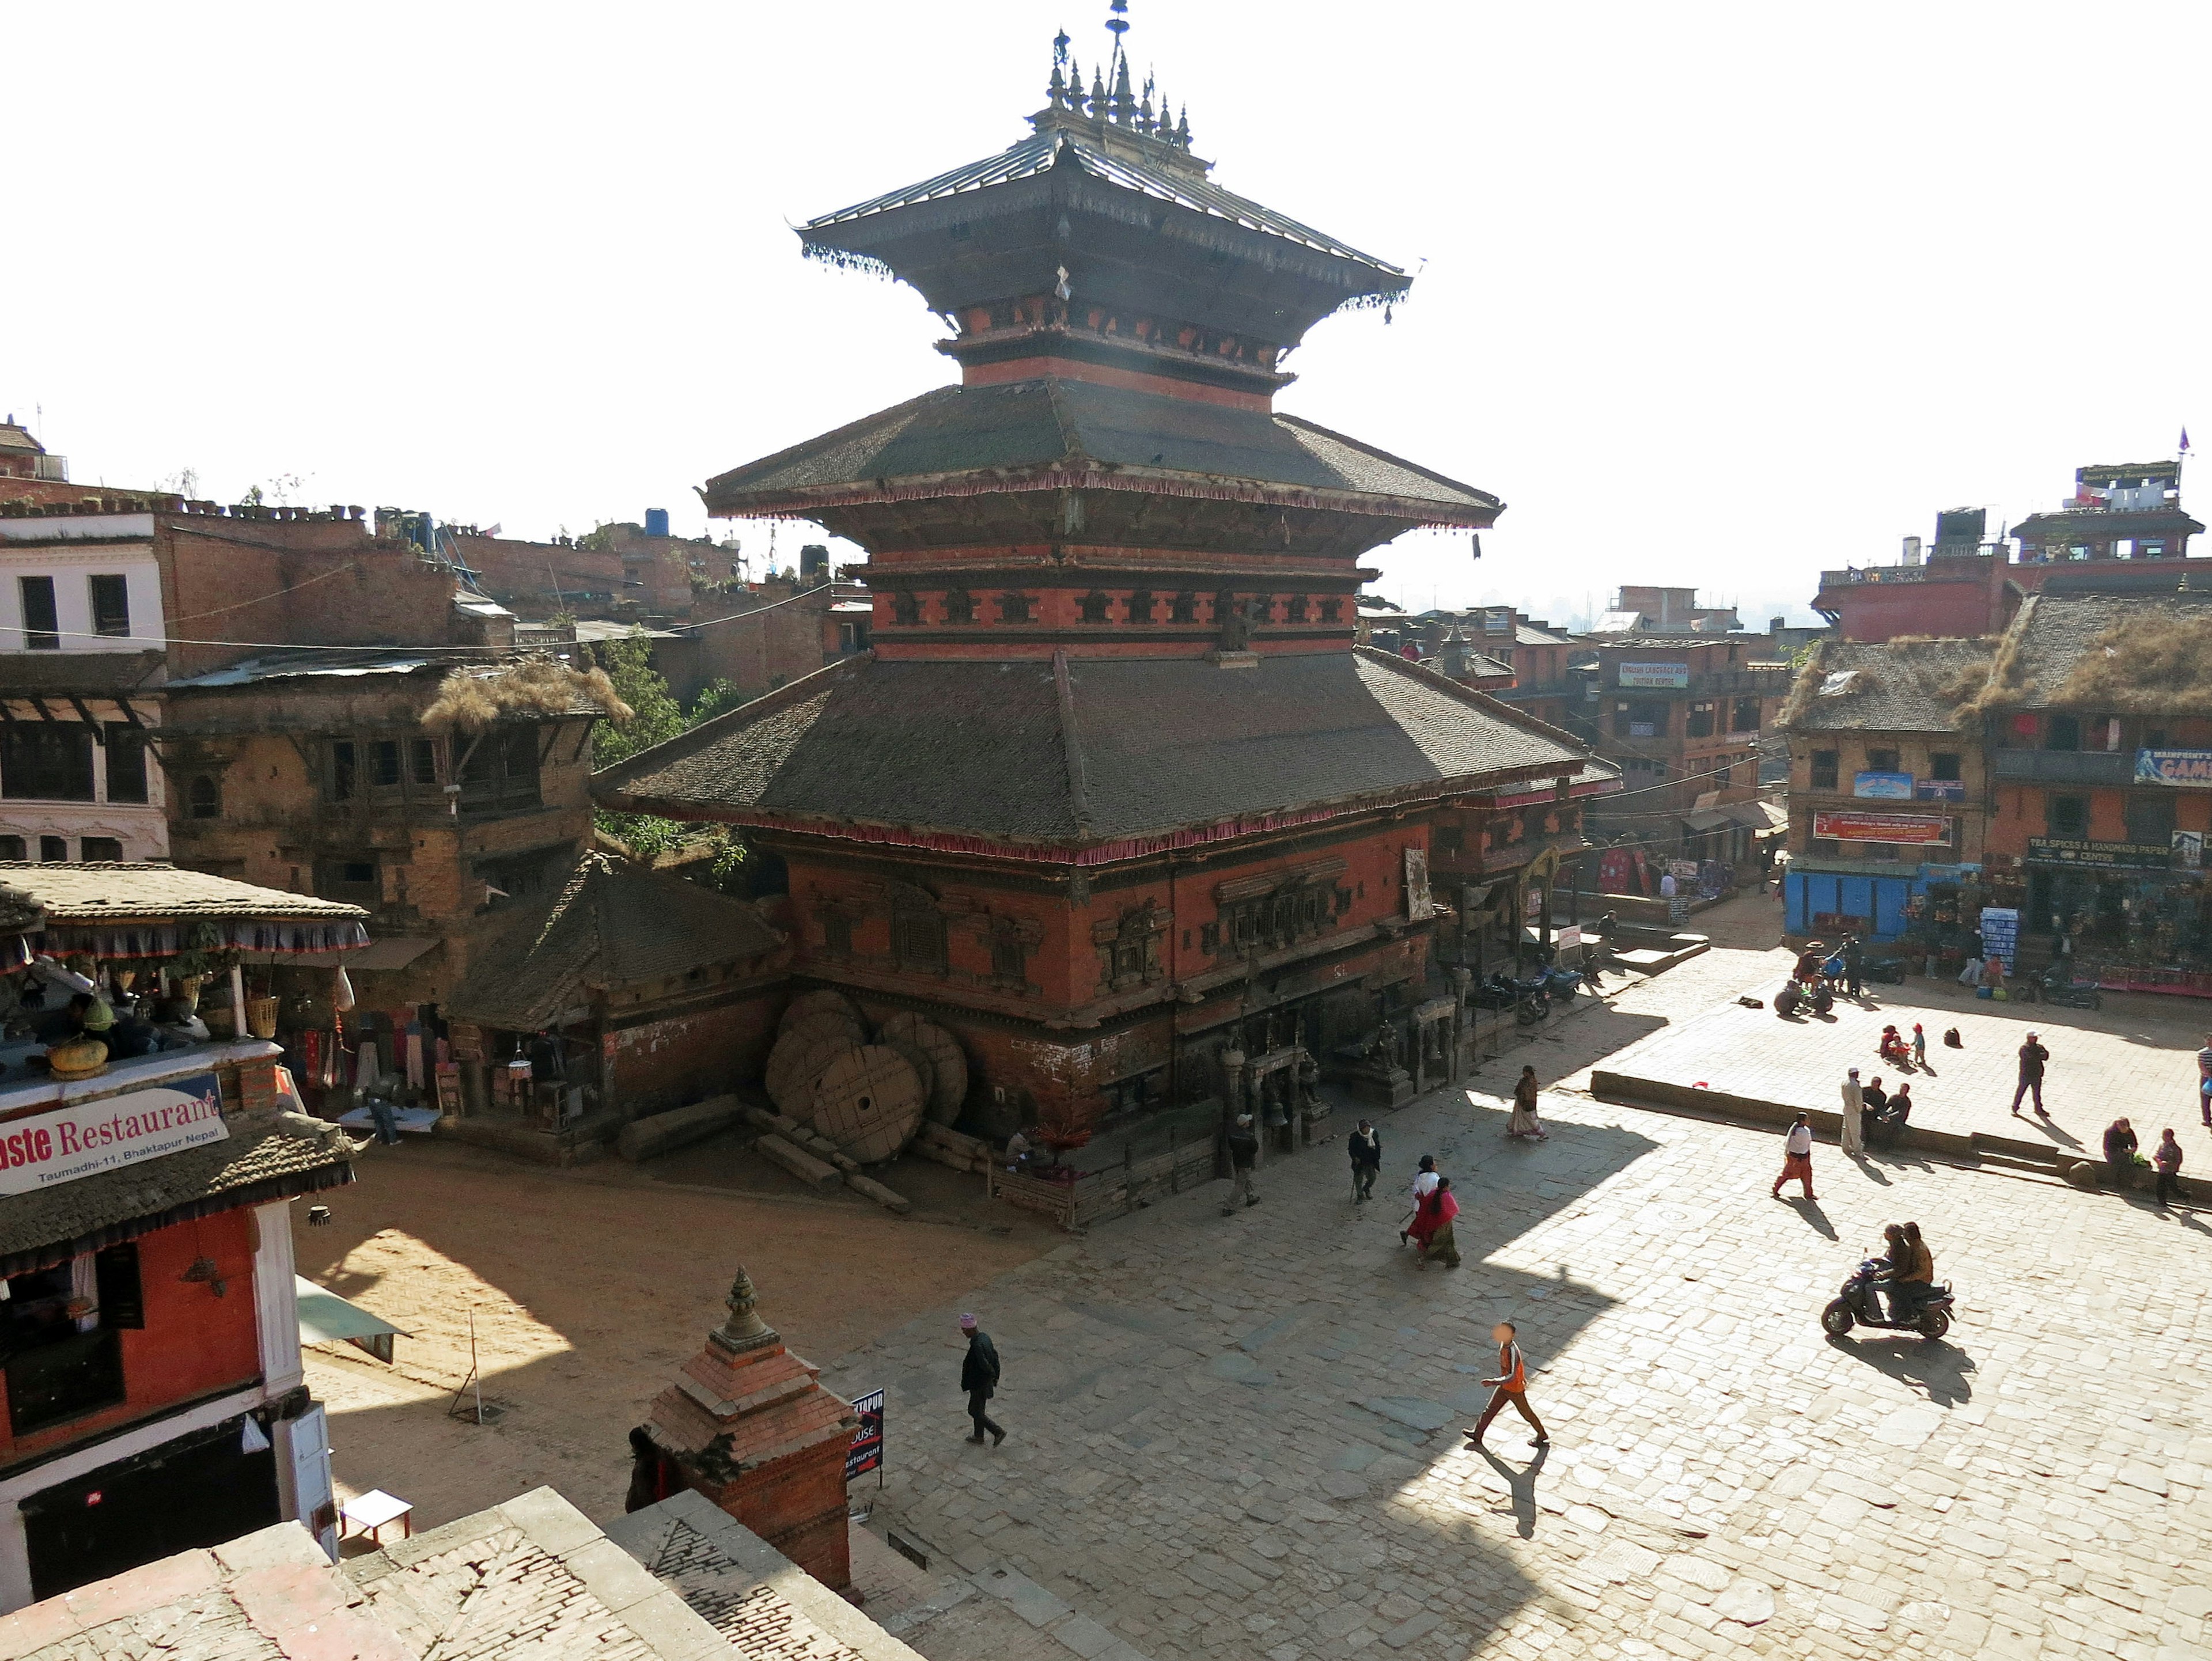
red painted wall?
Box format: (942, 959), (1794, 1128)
(0, 1208), (263, 1473)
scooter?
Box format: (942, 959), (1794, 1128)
(1773, 977), (1834, 1018)
(1821, 1259), (1955, 1340)
(1483, 970), (1552, 1025)
(2022, 965), (2101, 1010)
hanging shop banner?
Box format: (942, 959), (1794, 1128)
(1915, 779), (1967, 801)
(2176, 830), (2205, 870)
(1813, 811), (1952, 845)
(2134, 748), (2212, 788)
(1618, 662), (1690, 689)
(0, 1072), (225, 1197)
(846, 1389), (885, 1480)
(1852, 771), (1915, 800)
(2025, 837), (2175, 871)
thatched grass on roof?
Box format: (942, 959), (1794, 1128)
(1776, 646), (1830, 729)
(2051, 614), (2212, 716)
(421, 655), (634, 735)
(1950, 625), (2034, 726)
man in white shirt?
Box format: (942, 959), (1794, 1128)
(1772, 1112), (1816, 1200)
(1839, 1068), (1865, 1156)
(1659, 871), (1677, 899)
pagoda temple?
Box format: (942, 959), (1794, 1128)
(599, 20), (1617, 1149)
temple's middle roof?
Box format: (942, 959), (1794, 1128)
(703, 377), (1498, 525)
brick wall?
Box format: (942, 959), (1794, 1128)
(606, 981), (783, 1118)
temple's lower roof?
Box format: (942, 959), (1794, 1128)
(701, 377), (1499, 525)
(595, 647), (1592, 858)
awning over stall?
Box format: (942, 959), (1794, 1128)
(0, 863), (370, 958)
(295, 1275), (405, 1365)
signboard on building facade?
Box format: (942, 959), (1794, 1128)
(0, 1072), (225, 1197)
(1812, 810), (1952, 845)
(1978, 907), (2020, 972)
(2135, 748), (2212, 787)
(2025, 837), (2175, 871)
(2175, 830), (2205, 870)
(1852, 771), (1915, 801)
(1403, 847), (1434, 920)
(846, 1388), (885, 1481)
(1915, 779), (1967, 801)
(1618, 662), (1690, 689)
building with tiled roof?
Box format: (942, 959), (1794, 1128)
(597, 24), (1614, 1150)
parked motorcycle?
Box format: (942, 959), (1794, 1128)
(1482, 970), (1552, 1025)
(2021, 965), (2101, 1010)
(1821, 1258), (1955, 1340)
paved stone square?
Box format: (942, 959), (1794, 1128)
(826, 1050), (2212, 1661)
(1586, 955), (2209, 1156)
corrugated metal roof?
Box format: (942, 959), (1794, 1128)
(806, 128), (1402, 273)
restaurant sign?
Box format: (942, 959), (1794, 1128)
(1852, 771), (1915, 800)
(2134, 748), (2212, 787)
(1618, 662), (1690, 689)
(0, 1071), (225, 1197)
(1813, 810), (1952, 845)
(2025, 837), (2174, 871)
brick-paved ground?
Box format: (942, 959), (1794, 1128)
(828, 897), (2212, 1661)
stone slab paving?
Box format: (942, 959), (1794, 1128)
(823, 1074), (2212, 1661)
(1585, 957), (2209, 1157)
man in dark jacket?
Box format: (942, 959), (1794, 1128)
(2012, 1033), (2050, 1117)
(1348, 1119), (1382, 1203)
(959, 1314), (1004, 1446)
(1224, 1113), (1260, 1215)
(1842, 935), (1866, 998)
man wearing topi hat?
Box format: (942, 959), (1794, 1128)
(959, 1314), (1005, 1446)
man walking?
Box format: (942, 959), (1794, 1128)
(1842, 934), (1866, 999)
(958, 1314), (1005, 1447)
(1224, 1112), (1260, 1215)
(1840, 1067), (1865, 1156)
(1464, 1322), (1547, 1447)
(1772, 1111), (1816, 1199)
(1348, 1118), (1382, 1203)
(2012, 1032), (2050, 1117)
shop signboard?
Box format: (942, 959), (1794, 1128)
(2025, 837), (2173, 871)
(1618, 661), (1690, 689)
(1915, 778), (1967, 801)
(846, 1388), (885, 1481)
(1979, 907), (2020, 971)
(1853, 771), (1915, 800)
(1813, 810), (1952, 845)
(0, 1072), (225, 1197)
(2134, 748), (2212, 787)
(2174, 830), (2204, 870)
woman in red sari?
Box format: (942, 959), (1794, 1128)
(1414, 1177), (1461, 1269)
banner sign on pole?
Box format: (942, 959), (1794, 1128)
(846, 1389), (885, 1481)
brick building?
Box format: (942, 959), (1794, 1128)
(1583, 635), (1789, 863)
(679, 573), (873, 705)
(599, 41), (1607, 1147)
(0, 866), (365, 1610)
(1778, 637), (1995, 942)
(1814, 462), (2210, 644)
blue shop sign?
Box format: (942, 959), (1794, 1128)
(1853, 771), (1915, 800)
(2135, 748), (2212, 787)
(1915, 778), (1966, 801)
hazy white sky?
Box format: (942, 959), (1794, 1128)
(10, 2), (2210, 628)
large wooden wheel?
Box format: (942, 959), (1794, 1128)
(810, 1045), (925, 1165)
(764, 1030), (861, 1120)
(777, 990), (866, 1044)
(877, 1034), (937, 1111)
(879, 1012), (968, 1124)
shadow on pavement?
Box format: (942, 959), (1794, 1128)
(1476, 1441), (1549, 1539)
(1827, 1332), (1976, 1407)
(1776, 1196), (1838, 1239)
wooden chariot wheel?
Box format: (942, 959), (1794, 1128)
(809, 1045), (925, 1165)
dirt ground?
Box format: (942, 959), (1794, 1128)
(295, 1135), (1059, 1532)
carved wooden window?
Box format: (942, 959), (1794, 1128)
(821, 913), (853, 955)
(942, 589), (976, 624)
(1126, 590), (1156, 623)
(1286, 594), (1310, 623)
(1319, 597), (1343, 623)
(1077, 590), (1113, 624)
(991, 927), (1027, 985)
(1169, 591), (1199, 623)
(891, 591), (922, 625)
(892, 901), (948, 973)
(996, 591), (1035, 623)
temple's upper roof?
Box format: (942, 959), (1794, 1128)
(703, 377), (1497, 526)
(596, 647), (1590, 859)
(809, 125), (1399, 276)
